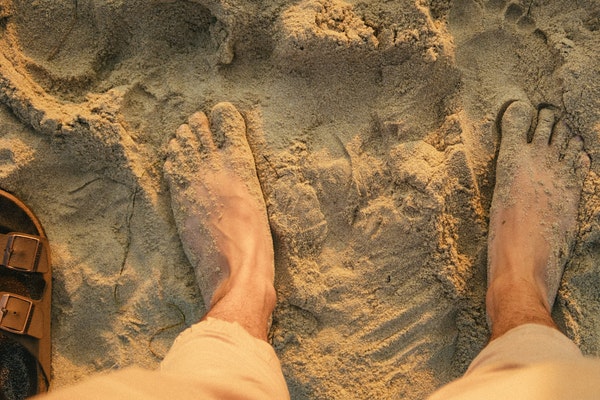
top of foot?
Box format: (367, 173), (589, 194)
(164, 102), (274, 308)
(488, 100), (590, 310)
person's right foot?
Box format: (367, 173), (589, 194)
(486, 101), (590, 338)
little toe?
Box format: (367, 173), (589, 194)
(577, 151), (592, 181)
(575, 151), (592, 182)
(532, 107), (556, 146)
(187, 111), (217, 152)
(500, 100), (534, 147)
(566, 135), (584, 154)
(565, 135), (591, 174)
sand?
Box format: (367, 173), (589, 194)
(0, 0), (600, 398)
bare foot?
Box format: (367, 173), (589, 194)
(164, 103), (275, 338)
(487, 101), (590, 338)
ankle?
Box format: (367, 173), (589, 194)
(210, 269), (275, 301)
(206, 280), (276, 341)
(487, 276), (556, 340)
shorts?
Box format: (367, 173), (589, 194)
(36, 318), (290, 400)
(428, 324), (600, 399)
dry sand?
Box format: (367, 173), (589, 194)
(0, 0), (600, 398)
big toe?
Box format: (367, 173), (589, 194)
(210, 102), (249, 151)
(210, 102), (258, 172)
(500, 101), (534, 148)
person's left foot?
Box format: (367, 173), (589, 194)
(164, 102), (275, 312)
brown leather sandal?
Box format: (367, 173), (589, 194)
(0, 189), (51, 397)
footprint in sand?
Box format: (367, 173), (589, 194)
(5, 0), (236, 102)
(450, 0), (538, 43)
(449, 0), (561, 114)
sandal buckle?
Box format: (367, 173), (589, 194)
(0, 293), (33, 335)
(3, 233), (41, 272)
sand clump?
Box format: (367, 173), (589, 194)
(1, 0), (600, 399)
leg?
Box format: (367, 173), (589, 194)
(427, 102), (594, 400)
(164, 102), (275, 341)
(486, 101), (589, 340)
(29, 103), (289, 400)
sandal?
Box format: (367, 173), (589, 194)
(0, 189), (51, 398)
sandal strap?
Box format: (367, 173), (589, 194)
(0, 292), (44, 339)
(0, 232), (49, 273)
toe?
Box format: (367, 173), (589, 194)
(164, 137), (178, 176)
(210, 102), (249, 151)
(209, 102), (262, 192)
(565, 136), (583, 156)
(577, 152), (592, 181)
(567, 134), (585, 153)
(562, 135), (590, 179)
(500, 100), (533, 147)
(188, 111), (217, 152)
(549, 120), (570, 159)
(532, 108), (555, 146)
(165, 123), (202, 185)
(565, 136), (591, 178)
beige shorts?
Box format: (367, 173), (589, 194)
(428, 324), (600, 400)
(37, 318), (290, 400)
